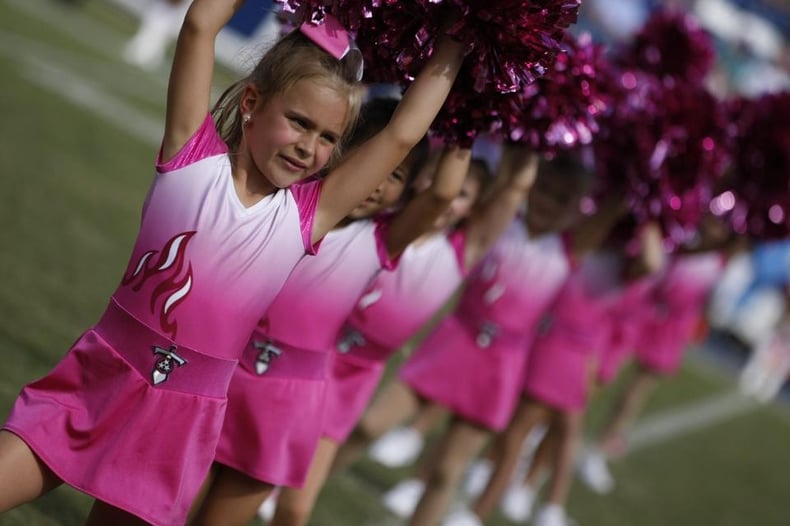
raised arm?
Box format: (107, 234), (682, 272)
(161, 0), (245, 162)
(463, 144), (538, 269)
(567, 193), (627, 261)
(385, 146), (472, 259)
(312, 36), (466, 243)
(626, 220), (667, 280)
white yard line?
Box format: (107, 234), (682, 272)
(19, 53), (162, 147)
(6, 0), (129, 61)
(626, 390), (756, 453)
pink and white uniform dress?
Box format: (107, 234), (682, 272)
(2, 115), (321, 526)
(214, 218), (396, 487)
(635, 252), (724, 375)
(522, 252), (623, 411)
(400, 220), (570, 431)
(596, 273), (661, 385)
(323, 229), (469, 442)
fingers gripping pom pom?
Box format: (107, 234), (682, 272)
(430, 32), (612, 150)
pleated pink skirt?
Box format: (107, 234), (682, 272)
(399, 315), (531, 431)
(322, 337), (391, 443)
(214, 339), (329, 488)
(3, 299), (236, 526)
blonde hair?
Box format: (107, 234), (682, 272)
(212, 30), (364, 165)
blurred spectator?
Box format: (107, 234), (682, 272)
(123, 0), (191, 71)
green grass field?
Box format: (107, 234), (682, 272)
(1, 1), (789, 524)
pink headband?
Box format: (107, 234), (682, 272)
(299, 13), (364, 81)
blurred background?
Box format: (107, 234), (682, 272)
(0, 0), (788, 524)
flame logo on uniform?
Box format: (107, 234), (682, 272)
(122, 231), (197, 338)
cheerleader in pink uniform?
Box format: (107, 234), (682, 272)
(400, 152), (593, 526)
(635, 252), (724, 375)
(266, 145), (541, 526)
(192, 98), (475, 525)
(465, 219), (665, 526)
(578, 246), (726, 496)
(0, 2), (466, 523)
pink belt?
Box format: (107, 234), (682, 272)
(239, 337), (329, 380)
(455, 308), (532, 349)
(335, 327), (393, 363)
(94, 298), (237, 398)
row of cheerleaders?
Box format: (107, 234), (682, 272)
(232, 4), (787, 526)
(3, 1), (788, 526)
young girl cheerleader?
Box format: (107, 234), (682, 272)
(190, 97), (473, 525)
(578, 220), (730, 495)
(455, 220), (665, 526)
(0, 1), (465, 523)
(394, 151), (593, 526)
(263, 144), (539, 526)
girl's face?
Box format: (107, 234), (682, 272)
(433, 171), (482, 230)
(243, 78), (349, 188)
(525, 168), (584, 235)
(347, 159), (410, 219)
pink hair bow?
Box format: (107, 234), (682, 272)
(299, 13), (364, 81)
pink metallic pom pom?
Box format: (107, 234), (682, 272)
(595, 69), (729, 248)
(431, 31), (611, 149)
(717, 92), (790, 239)
(504, 32), (613, 154)
(443, 0), (581, 93)
(277, 0), (581, 92)
(616, 8), (715, 85)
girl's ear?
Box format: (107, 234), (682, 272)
(239, 83), (260, 117)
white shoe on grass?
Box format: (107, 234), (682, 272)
(369, 426), (424, 467)
(442, 507), (484, 526)
(500, 483), (535, 523)
(382, 478), (425, 518)
(462, 459), (493, 498)
(577, 450), (614, 495)
(257, 488), (280, 521)
(532, 504), (577, 526)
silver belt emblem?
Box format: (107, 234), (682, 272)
(252, 340), (282, 375)
(152, 345), (187, 384)
(337, 330), (366, 354)
(476, 321), (499, 349)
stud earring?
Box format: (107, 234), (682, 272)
(243, 113), (252, 124)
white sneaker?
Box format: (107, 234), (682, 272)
(462, 459), (493, 498)
(532, 504), (576, 526)
(442, 508), (484, 526)
(369, 427), (424, 468)
(500, 483), (535, 523)
(257, 488), (280, 521)
(382, 478), (426, 518)
(576, 450), (614, 495)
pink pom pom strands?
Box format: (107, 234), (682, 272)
(715, 93), (790, 239)
(593, 9), (729, 249)
(430, 31), (610, 149)
(616, 8), (716, 85)
(277, 1), (582, 140)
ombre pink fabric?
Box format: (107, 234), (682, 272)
(215, 218), (397, 487)
(344, 229), (468, 351)
(319, 229), (469, 442)
(635, 252), (723, 374)
(596, 273), (661, 385)
(400, 221), (570, 431)
(3, 114), (322, 525)
(522, 252), (623, 411)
